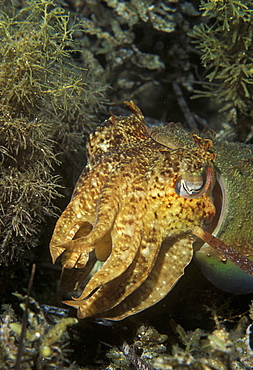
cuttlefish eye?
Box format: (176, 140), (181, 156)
(175, 166), (212, 199)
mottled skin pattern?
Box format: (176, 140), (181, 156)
(50, 102), (216, 320)
(151, 121), (253, 294)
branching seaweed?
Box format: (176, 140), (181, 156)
(0, 294), (78, 369)
(190, 0), (253, 122)
(0, 0), (107, 264)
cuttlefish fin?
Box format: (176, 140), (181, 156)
(193, 226), (253, 294)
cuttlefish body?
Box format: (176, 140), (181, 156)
(50, 102), (253, 320)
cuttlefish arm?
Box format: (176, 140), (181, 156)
(95, 236), (194, 320)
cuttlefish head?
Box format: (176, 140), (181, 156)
(152, 124), (253, 294)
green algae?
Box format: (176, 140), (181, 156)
(0, 0), (107, 264)
(189, 0), (253, 124)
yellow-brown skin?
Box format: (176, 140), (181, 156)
(50, 102), (216, 320)
(151, 119), (253, 294)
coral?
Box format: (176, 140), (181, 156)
(153, 315), (253, 369)
(1, 286), (253, 369)
(0, 0), (107, 264)
(189, 0), (253, 128)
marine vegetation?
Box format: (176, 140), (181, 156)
(190, 0), (253, 133)
(49, 102), (253, 320)
(71, 0), (202, 122)
(106, 312), (253, 370)
(0, 293), (78, 369)
(2, 291), (253, 369)
(0, 0), (107, 264)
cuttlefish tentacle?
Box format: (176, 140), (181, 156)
(64, 151), (215, 316)
(53, 170), (121, 269)
(51, 105), (150, 263)
(61, 222), (93, 269)
(85, 104), (149, 167)
(51, 154), (126, 267)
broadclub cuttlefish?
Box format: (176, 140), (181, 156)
(50, 101), (253, 320)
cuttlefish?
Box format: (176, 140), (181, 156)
(50, 101), (253, 320)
